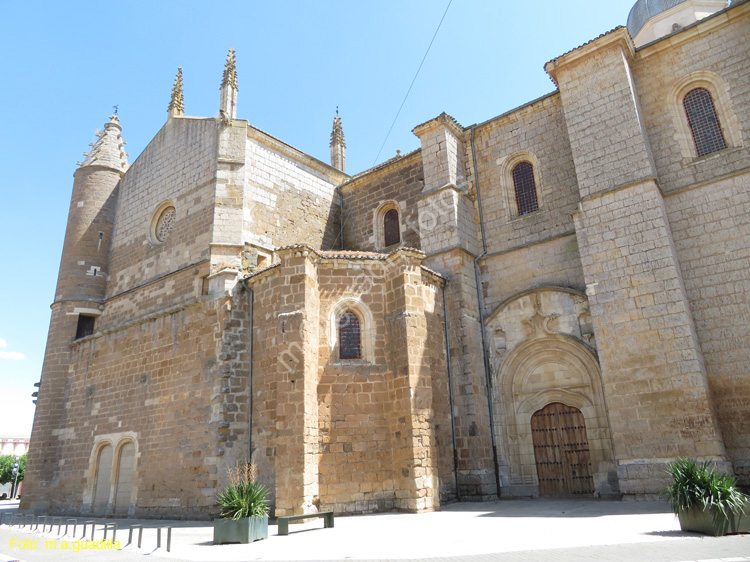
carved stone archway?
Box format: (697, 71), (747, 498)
(487, 288), (617, 497)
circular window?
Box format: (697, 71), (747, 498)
(151, 203), (176, 244)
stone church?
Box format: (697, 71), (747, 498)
(22, 0), (750, 518)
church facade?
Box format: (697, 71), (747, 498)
(22, 0), (750, 518)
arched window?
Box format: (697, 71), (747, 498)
(339, 311), (361, 360)
(384, 208), (400, 247)
(512, 161), (539, 215)
(683, 88), (727, 157)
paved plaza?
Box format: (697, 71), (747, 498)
(1, 499), (749, 561)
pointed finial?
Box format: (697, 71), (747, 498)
(168, 67), (185, 117)
(330, 111), (345, 148)
(221, 48), (238, 90)
(113, 104), (119, 116)
(330, 110), (346, 172)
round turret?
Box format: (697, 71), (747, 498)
(55, 115), (128, 305)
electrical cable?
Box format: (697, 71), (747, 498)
(371, 0), (453, 166)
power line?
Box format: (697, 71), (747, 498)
(371, 0), (453, 166)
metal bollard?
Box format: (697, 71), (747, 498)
(36, 515), (46, 531)
(55, 516), (63, 535)
(157, 527), (162, 549)
(65, 518), (77, 537)
(167, 527), (172, 552)
(103, 522), (117, 541)
(128, 524), (143, 547)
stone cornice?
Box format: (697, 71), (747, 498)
(246, 125), (349, 184)
(412, 112), (464, 139)
(545, 27), (635, 86)
(338, 149), (422, 194)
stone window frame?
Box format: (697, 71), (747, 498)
(83, 433), (139, 515)
(497, 151), (544, 220)
(338, 310), (362, 360)
(149, 200), (177, 245)
(328, 298), (375, 364)
(374, 200), (403, 250)
(668, 71), (742, 162)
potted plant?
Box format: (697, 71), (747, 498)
(663, 458), (749, 536)
(214, 462), (270, 544)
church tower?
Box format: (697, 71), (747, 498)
(22, 115), (128, 511)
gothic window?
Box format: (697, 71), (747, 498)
(683, 88), (727, 157)
(512, 161), (539, 215)
(384, 208), (400, 247)
(150, 202), (177, 244)
(339, 311), (361, 360)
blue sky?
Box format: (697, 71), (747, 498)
(0, 0), (637, 438)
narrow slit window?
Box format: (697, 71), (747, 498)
(512, 161), (539, 215)
(384, 208), (400, 247)
(339, 311), (361, 360)
(683, 88), (727, 157)
(75, 315), (96, 339)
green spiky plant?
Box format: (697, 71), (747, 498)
(216, 462), (270, 520)
(663, 458), (747, 519)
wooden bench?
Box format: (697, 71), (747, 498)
(277, 512), (334, 535)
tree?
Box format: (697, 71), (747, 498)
(0, 453), (26, 485)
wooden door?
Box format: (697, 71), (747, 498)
(531, 402), (594, 496)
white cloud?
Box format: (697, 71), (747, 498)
(0, 337), (25, 359)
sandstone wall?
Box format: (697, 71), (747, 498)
(665, 173), (750, 483)
(242, 249), (453, 515)
(106, 118), (219, 305)
(341, 152), (424, 252)
(27, 294), (228, 518)
(469, 94), (579, 256)
(633, 8), (750, 194)
(245, 130), (342, 252)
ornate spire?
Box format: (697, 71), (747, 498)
(77, 115), (129, 173)
(220, 48), (238, 122)
(330, 109), (346, 172)
(168, 67), (184, 118)
(221, 48), (238, 90)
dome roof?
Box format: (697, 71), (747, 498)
(627, 0), (689, 37)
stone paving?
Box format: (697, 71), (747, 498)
(1, 499), (749, 561)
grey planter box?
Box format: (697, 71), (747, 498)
(678, 502), (750, 536)
(213, 515), (268, 544)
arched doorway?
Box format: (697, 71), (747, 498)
(531, 402), (594, 496)
(92, 444), (113, 514)
(114, 441), (135, 515)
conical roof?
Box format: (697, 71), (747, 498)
(79, 115), (129, 172)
